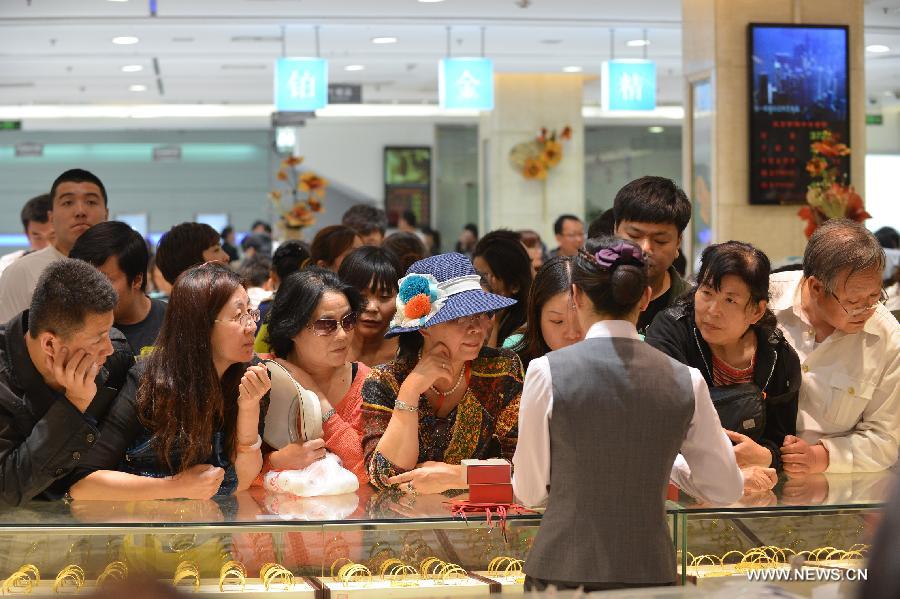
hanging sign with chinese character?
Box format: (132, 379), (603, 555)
(601, 60), (657, 111)
(275, 58), (328, 112)
(439, 58), (494, 110)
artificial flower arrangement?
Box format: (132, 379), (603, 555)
(391, 274), (443, 329)
(269, 155), (327, 234)
(798, 130), (870, 238)
(509, 125), (572, 181)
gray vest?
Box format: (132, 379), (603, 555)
(525, 336), (695, 585)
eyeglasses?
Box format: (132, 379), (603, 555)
(448, 311), (496, 328)
(829, 289), (887, 317)
(308, 312), (358, 336)
(214, 308), (260, 329)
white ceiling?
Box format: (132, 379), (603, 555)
(0, 0), (898, 109)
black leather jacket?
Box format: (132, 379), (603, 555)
(645, 303), (801, 472)
(0, 311), (134, 506)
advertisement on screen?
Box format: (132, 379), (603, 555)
(748, 24), (849, 205)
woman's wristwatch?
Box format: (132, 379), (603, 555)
(322, 407), (336, 424)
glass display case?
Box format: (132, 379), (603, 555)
(0, 472), (891, 595)
(672, 471), (893, 585)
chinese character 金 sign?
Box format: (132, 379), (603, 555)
(275, 58), (328, 112)
(439, 58), (494, 110)
(748, 24), (849, 205)
(601, 60), (657, 112)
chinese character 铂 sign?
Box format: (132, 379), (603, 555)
(275, 58), (328, 112)
(601, 60), (656, 111)
(439, 58), (494, 110)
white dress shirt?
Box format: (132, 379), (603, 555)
(0, 244), (65, 322)
(512, 320), (743, 507)
(770, 270), (900, 473)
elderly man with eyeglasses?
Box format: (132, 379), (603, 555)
(769, 219), (899, 475)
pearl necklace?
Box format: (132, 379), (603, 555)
(430, 365), (466, 397)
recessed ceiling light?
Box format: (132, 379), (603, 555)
(129, 84), (147, 92)
(563, 66), (582, 73)
(345, 65), (365, 71)
(540, 39), (563, 45)
(626, 39), (651, 47)
(121, 65), (143, 72)
(372, 37), (398, 45)
(112, 36), (139, 45)
(648, 126), (664, 134)
(867, 44), (890, 53)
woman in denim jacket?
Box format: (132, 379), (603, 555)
(69, 263), (270, 500)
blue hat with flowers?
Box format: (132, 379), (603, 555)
(385, 252), (517, 338)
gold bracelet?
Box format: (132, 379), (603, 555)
(329, 557), (353, 578)
(97, 561), (128, 586)
(260, 563), (294, 591)
(337, 563), (371, 586)
(438, 563), (467, 583)
(172, 561), (200, 591)
(218, 560), (246, 592)
(419, 557), (445, 580)
(53, 565), (85, 594)
(3, 569), (36, 595)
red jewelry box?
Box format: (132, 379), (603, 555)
(469, 483), (514, 504)
(462, 458), (511, 485)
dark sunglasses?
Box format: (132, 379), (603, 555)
(308, 312), (358, 336)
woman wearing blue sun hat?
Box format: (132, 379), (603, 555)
(361, 252), (523, 495)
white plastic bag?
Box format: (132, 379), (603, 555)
(263, 452), (359, 498)
(263, 490), (360, 520)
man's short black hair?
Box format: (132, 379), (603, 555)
(250, 220), (272, 234)
(239, 255), (272, 287)
(241, 232), (273, 256)
(155, 222), (221, 285)
(49, 169), (108, 207)
(553, 214), (582, 235)
(587, 208), (615, 239)
(29, 259), (117, 339)
(70, 221), (149, 291)
(20, 194), (51, 231)
(613, 176), (691, 234)
(342, 204), (388, 236)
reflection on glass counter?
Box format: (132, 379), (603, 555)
(0, 471), (892, 594)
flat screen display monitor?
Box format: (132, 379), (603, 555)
(748, 23), (849, 205)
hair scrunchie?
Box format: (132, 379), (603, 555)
(579, 242), (645, 271)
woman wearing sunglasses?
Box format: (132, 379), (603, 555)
(68, 262), (271, 500)
(260, 267), (368, 483)
(362, 253), (523, 495)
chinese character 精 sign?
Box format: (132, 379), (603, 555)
(439, 58), (494, 110)
(275, 58), (328, 112)
(601, 60), (656, 111)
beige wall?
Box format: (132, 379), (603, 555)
(479, 74), (585, 244)
(682, 0), (865, 263)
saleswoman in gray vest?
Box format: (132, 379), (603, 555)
(512, 236), (743, 591)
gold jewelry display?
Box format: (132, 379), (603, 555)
(486, 556), (525, 581)
(97, 561), (128, 586)
(3, 564), (40, 595)
(378, 559), (418, 586)
(172, 561), (200, 591)
(336, 563), (372, 586)
(53, 565), (85, 594)
(260, 563), (294, 592)
(218, 560), (246, 592)
(683, 544), (871, 578)
(438, 563), (467, 583)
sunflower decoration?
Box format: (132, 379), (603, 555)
(509, 125), (572, 181)
(270, 155), (328, 235)
(799, 130), (869, 238)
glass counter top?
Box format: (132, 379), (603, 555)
(673, 470), (896, 515)
(0, 470), (893, 530)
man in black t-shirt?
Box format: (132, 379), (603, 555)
(612, 176), (692, 334)
(70, 222), (166, 356)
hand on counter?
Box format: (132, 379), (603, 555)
(781, 435), (829, 475)
(781, 473), (829, 506)
(741, 466), (777, 494)
(69, 498), (224, 523)
(387, 461), (465, 495)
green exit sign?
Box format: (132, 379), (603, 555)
(0, 121), (21, 131)
(866, 114), (884, 126)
